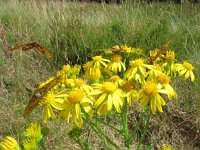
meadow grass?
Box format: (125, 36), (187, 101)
(0, 0), (200, 149)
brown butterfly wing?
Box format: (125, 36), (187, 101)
(24, 76), (61, 116)
(10, 42), (53, 59)
(10, 42), (36, 51)
(24, 94), (41, 116)
(34, 43), (53, 59)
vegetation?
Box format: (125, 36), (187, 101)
(0, 0), (199, 149)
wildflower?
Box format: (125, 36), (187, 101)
(147, 65), (163, 80)
(121, 44), (133, 53)
(23, 139), (37, 150)
(87, 55), (110, 69)
(133, 48), (143, 55)
(138, 81), (169, 114)
(84, 66), (101, 81)
(59, 89), (93, 127)
(73, 78), (93, 94)
(162, 144), (172, 150)
(156, 73), (177, 100)
(39, 91), (65, 123)
(125, 59), (151, 83)
(163, 51), (175, 75)
(56, 64), (71, 77)
(107, 54), (126, 73)
(23, 123), (42, 144)
(91, 82), (126, 114)
(121, 81), (138, 105)
(174, 61), (195, 82)
(165, 51), (175, 61)
(0, 136), (21, 150)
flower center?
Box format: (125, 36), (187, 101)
(111, 55), (121, 62)
(183, 61), (194, 70)
(41, 92), (55, 105)
(121, 81), (135, 92)
(74, 79), (85, 87)
(156, 73), (170, 84)
(110, 75), (121, 82)
(142, 81), (158, 96)
(166, 51), (175, 61)
(68, 89), (84, 104)
(102, 82), (116, 94)
(130, 59), (143, 67)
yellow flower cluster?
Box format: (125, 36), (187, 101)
(0, 123), (42, 150)
(23, 45), (195, 127)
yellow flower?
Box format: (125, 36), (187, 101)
(174, 61), (195, 82)
(23, 139), (37, 150)
(59, 89), (93, 127)
(84, 67), (101, 81)
(162, 144), (172, 150)
(121, 44), (133, 53)
(147, 65), (163, 80)
(39, 91), (65, 123)
(156, 73), (177, 100)
(87, 55), (110, 69)
(107, 55), (126, 73)
(56, 64), (71, 77)
(23, 123), (42, 144)
(165, 51), (175, 61)
(0, 136), (20, 150)
(125, 59), (151, 83)
(91, 82), (126, 114)
(138, 81), (168, 114)
(121, 81), (138, 105)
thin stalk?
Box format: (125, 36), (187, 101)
(82, 107), (120, 149)
(95, 117), (122, 134)
(127, 110), (146, 145)
(136, 112), (152, 150)
(75, 137), (86, 150)
(91, 120), (120, 149)
(122, 99), (130, 149)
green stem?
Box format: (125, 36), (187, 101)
(82, 108), (120, 149)
(89, 119), (120, 149)
(95, 117), (122, 134)
(136, 112), (152, 150)
(127, 110), (146, 145)
(75, 137), (86, 150)
(122, 99), (130, 149)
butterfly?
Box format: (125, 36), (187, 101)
(24, 75), (61, 116)
(10, 42), (53, 59)
(148, 40), (172, 64)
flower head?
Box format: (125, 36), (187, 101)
(0, 136), (20, 150)
(125, 59), (151, 83)
(121, 81), (138, 105)
(162, 144), (172, 150)
(39, 91), (65, 123)
(91, 82), (126, 114)
(138, 81), (169, 114)
(107, 55), (126, 73)
(59, 89), (93, 127)
(165, 51), (175, 61)
(174, 61), (195, 82)
(23, 123), (42, 143)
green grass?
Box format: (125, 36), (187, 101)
(0, 0), (200, 149)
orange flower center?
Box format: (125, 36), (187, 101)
(68, 89), (83, 104)
(142, 82), (158, 96)
(111, 55), (121, 62)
